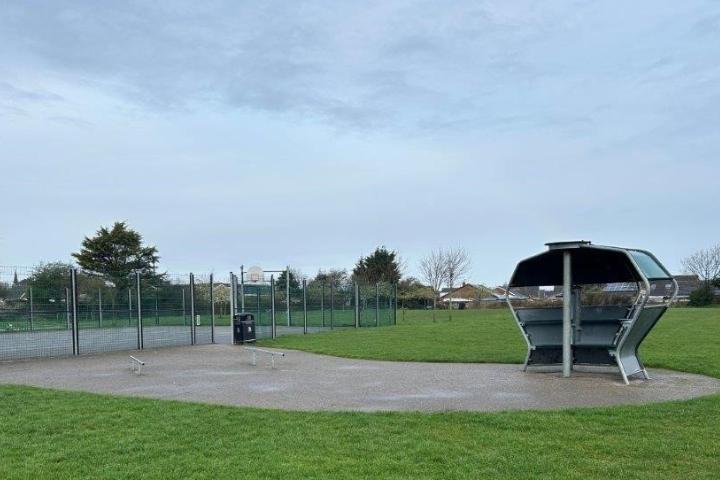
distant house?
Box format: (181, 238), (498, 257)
(673, 275), (702, 300)
(438, 283), (492, 309)
(599, 275), (709, 301)
(480, 286), (528, 302)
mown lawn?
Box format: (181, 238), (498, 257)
(1, 307), (719, 479)
(261, 307), (720, 377)
(262, 309), (526, 364)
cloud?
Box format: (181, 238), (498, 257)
(1, 0), (720, 282)
(48, 115), (93, 128)
(0, 1), (601, 132)
(0, 81), (64, 103)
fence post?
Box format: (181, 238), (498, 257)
(321, 284), (325, 327)
(256, 286), (260, 323)
(394, 283), (398, 325)
(229, 271), (236, 319)
(330, 283), (334, 330)
(210, 273), (215, 343)
(71, 269), (79, 355)
(98, 289), (103, 328)
(182, 288), (187, 326)
(270, 274), (276, 339)
(136, 272), (143, 350)
(286, 265), (291, 327)
(190, 273), (196, 345)
(154, 287), (159, 326)
(28, 286), (33, 331)
(354, 282), (359, 328)
(303, 279), (308, 334)
(375, 283), (380, 327)
(128, 287), (132, 325)
(65, 287), (71, 330)
(240, 266), (245, 312)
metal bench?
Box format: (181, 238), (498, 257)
(129, 355), (145, 374)
(244, 347), (285, 369)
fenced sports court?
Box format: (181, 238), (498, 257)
(0, 265), (397, 361)
(229, 268), (397, 340)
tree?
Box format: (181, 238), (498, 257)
(443, 247), (471, 319)
(682, 244), (720, 287)
(72, 222), (161, 289)
(688, 285), (715, 307)
(310, 269), (348, 288)
(353, 246), (402, 284)
(0, 281), (11, 300)
(274, 269), (301, 291)
(397, 277), (435, 309)
(419, 249), (447, 312)
(27, 262), (74, 300)
(194, 281), (230, 307)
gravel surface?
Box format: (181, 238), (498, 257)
(1, 344), (718, 412)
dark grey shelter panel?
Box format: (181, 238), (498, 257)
(507, 241), (677, 384)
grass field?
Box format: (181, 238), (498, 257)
(1, 307), (719, 479)
(261, 307), (720, 377)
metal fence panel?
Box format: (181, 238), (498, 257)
(193, 274), (214, 345)
(0, 266), (75, 360)
(2, 265), (398, 359)
(140, 273), (193, 350)
(76, 272), (141, 355)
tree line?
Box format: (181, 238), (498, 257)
(5, 220), (717, 308)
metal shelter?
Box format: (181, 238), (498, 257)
(507, 241), (677, 384)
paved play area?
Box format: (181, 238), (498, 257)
(1, 344), (719, 412)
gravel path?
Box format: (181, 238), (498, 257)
(1, 344), (718, 412)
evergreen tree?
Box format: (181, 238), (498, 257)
(353, 247), (401, 284)
(72, 222), (161, 289)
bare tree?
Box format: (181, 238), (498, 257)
(419, 249), (447, 319)
(444, 247), (471, 319)
(682, 244), (720, 286)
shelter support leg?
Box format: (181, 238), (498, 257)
(522, 349), (531, 372)
(616, 357), (630, 385)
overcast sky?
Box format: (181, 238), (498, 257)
(1, 1), (719, 285)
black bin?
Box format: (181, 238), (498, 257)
(233, 313), (256, 344)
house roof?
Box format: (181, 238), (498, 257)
(437, 284), (491, 300)
(674, 275), (701, 297)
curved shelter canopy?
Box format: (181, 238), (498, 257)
(509, 241), (672, 288)
(507, 241), (677, 384)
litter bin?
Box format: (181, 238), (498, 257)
(233, 313), (256, 344)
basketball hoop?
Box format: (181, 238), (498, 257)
(247, 266), (264, 283)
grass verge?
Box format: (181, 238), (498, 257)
(1, 307), (719, 479)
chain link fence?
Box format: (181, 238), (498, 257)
(1, 266), (397, 360)
(230, 272), (396, 338)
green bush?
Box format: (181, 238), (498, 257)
(689, 285), (715, 306)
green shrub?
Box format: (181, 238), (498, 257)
(689, 285), (715, 306)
